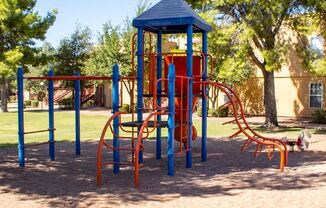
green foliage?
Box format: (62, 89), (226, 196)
(25, 42), (54, 94)
(56, 25), (92, 88)
(58, 98), (74, 110)
(31, 100), (39, 108)
(312, 110), (326, 124)
(197, 107), (202, 117)
(9, 95), (16, 102)
(198, 107), (229, 117)
(84, 99), (95, 107)
(185, 0), (214, 12)
(0, 111), (308, 147)
(208, 108), (218, 117)
(291, 14), (326, 76)
(136, 0), (152, 16)
(83, 0), (151, 81)
(186, 0), (326, 78)
(24, 100), (31, 107)
(119, 104), (130, 113)
(83, 19), (135, 80)
(83, 22), (124, 78)
(218, 108), (229, 117)
(0, 0), (56, 112)
(185, 0), (326, 126)
(0, 0), (56, 76)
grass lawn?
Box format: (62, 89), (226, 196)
(0, 111), (317, 148)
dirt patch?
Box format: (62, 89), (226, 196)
(1, 137), (326, 208)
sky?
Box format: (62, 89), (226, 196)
(34, 0), (160, 47)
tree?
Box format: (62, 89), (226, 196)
(83, 21), (134, 106)
(25, 42), (56, 94)
(186, 0), (326, 127)
(83, 0), (150, 108)
(83, 22), (123, 77)
(0, 0), (56, 112)
(56, 25), (92, 89)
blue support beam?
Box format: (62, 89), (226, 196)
(112, 64), (120, 174)
(74, 71), (81, 155)
(17, 66), (25, 167)
(186, 24), (193, 168)
(201, 32), (208, 162)
(48, 69), (55, 160)
(156, 31), (163, 160)
(137, 28), (144, 163)
(167, 64), (175, 176)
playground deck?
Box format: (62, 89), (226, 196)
(1, 136), (325, 208)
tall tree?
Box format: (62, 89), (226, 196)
(83, 0), (150, 108)
(0, 0), (56, 112)
(186, 0), (326, 127)
(83, 22), (124, 77)
(56, 25), (92, 88)
(83, 21), (133, 106)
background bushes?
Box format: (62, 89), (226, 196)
(312, 110), (326, 124)
(197, 107), (229, 117)
(58, 98), (74, 110)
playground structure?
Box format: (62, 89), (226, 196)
(16, 0), (288, 187)
(96, 0), (288, 187)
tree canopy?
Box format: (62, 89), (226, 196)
(186, 0), (326, 127)
(0, 0), (56, 112)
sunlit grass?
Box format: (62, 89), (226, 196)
(0, 111), (321, 148)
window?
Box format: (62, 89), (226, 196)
(310, 83), (323, 108)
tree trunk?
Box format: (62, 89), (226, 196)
(1, 76), (8, 112)
(262, 70), (278, 127)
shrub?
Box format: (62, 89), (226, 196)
(10, 95), (16, 102)
(31, 100), (39, 108)
(218, 108), (229, 117)
(208, 108), (219, 117)
(119, 104), (130, 113)
(84, 99), (95, 107)
(312, 110), (326, 124)
(24, 100), (31, 107)
(197, 107), (202, 117)
(58, 98), (74, 110)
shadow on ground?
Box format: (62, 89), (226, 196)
(0, 137), (325, 207)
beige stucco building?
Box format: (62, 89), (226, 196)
(236, 29), (325, 118)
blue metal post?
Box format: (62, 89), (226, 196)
(112, 64), (120, 174)
(186, 25), (193, 168)
(202, 32), (208, 162)
(48, 69), (55, 160)
(74, 71), (81, 155)
(17, 67), (25, 167)
(167, 64), (175, 176)
(156, 31), (162, 160)
(137, 28), (144, 163)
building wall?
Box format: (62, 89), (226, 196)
(103, 83), (112, 108)
(103, 81), (131, 108)
(235, 25), (326, 118)
(236, 75), (326, 118)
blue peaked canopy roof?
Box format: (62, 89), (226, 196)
(133, 0), (212, 33)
